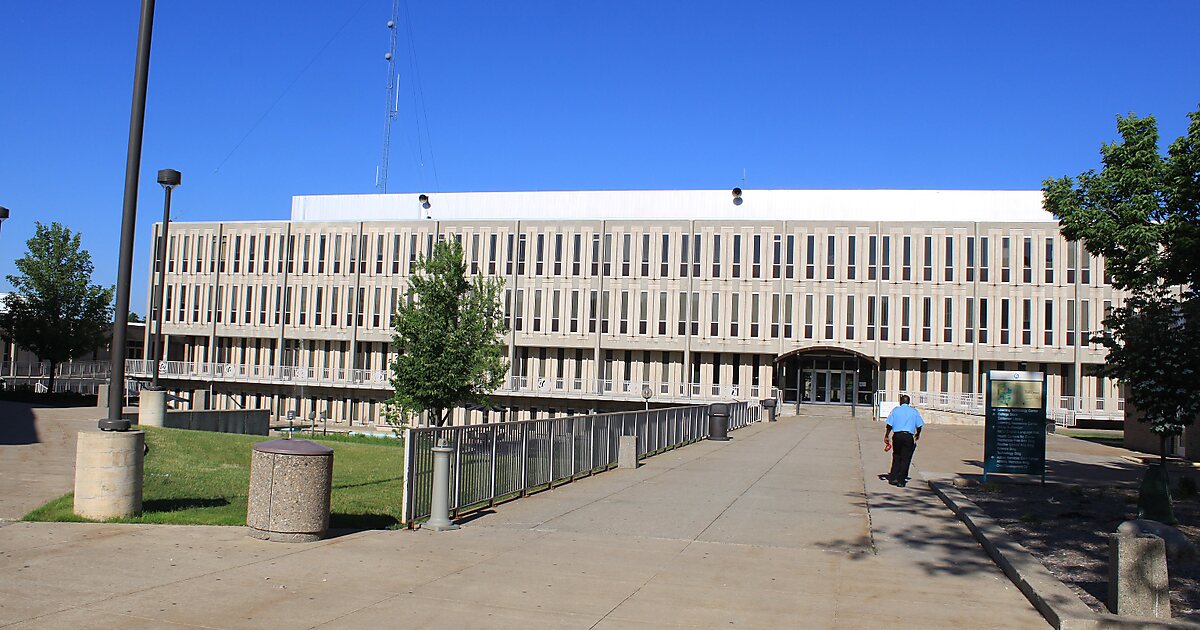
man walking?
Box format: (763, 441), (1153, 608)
(884, 394), (924, 487)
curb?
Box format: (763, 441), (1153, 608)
(924, 473), (1198, 630)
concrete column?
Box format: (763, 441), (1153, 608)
(74, 430), (144, 519)
(138, 388), (166, 427)
(95, 383), (109, 408)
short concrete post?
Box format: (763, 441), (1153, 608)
(74, 430), (144, 519)
(1108, 533), (1171, 619)
(708, 403), (730, 441)
(425, 438), (460, 531)
(617, 435), (638, 468)
(95, 384), (109, 409)
(138, 388), (166, 427)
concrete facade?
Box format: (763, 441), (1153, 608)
(131, 189), (1122, 426)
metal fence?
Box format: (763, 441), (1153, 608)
(401, 401), (759, 527)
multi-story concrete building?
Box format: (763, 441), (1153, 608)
(128, 189), (1123, 426)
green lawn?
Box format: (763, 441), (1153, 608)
(1057, 429), (1125, 449)
(24, 427), (405, 529)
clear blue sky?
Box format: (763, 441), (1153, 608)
(1, 1), (1198, 311)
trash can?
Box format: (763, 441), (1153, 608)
(761, 398), (778, 422)
(708, 403), (730, 441)
(247, 439), (333, 542)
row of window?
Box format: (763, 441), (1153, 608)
(160, 229), (1110, 287)
(160, 280), (1112, 349)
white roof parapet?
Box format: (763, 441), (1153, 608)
(290, 189), (1054, 224)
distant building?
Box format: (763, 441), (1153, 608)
(0, 292), (145, 391)
(129, 189), (1123, 426)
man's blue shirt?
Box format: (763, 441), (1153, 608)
(886, 404), (924, 433)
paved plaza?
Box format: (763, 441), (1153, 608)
(0, 404), (1145, 628)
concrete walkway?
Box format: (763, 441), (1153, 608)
(0, 408), (1056, 629)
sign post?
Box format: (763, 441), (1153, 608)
(983, 371), (1047, 484)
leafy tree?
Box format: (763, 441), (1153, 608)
(388, 239), (508, 427)
(0, 222), (114, 393)
(128, 311), (144, 323)
(1044, 105), (1200, 467)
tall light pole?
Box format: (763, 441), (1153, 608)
(101, 0), (157, 432)
(148, 169), (180, 389)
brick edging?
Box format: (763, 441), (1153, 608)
(924, 473), (1198, 630)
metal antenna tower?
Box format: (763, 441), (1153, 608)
(377, 0), (401, 193)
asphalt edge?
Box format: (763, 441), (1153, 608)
(924, 472), (1199, 630)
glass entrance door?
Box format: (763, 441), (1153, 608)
(780, 352), (875, 406)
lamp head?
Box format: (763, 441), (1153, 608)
(0, 206), (9, 221)
(157, 169), (182, 188)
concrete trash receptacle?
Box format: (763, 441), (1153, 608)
(247, 439), (333, 542)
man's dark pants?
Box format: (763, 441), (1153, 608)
(889, 432), (916, 484)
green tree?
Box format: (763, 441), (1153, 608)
(0, 222), (114, 393)
(388, 239), (508, 427)
(1044, 105), (1200, 520)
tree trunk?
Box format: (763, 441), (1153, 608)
(433, 407), (446, 427)
(46, 360), (56, 394)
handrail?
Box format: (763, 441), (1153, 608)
(401, 401), (759, 527)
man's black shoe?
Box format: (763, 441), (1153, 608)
(888, 479), (901, 487)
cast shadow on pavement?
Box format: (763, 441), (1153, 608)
(0, 401), (39, 445)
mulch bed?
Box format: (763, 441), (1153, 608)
(961, 479), (1200, 621)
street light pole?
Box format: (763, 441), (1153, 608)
(101, 0), (157, 432)
(0, 207), (10, 242)
(149, 169), (180, 389)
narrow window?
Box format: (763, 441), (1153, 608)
(660, 234), (669, 277)
(826, 235), (836, 280)
(555, 234), (564, 276)
(902, 236), (912, 281)
(944, 236), (953, 282)
(846, 235), (857, 280)
(1000, 298), (1011, 345)
(710, 293), (721, 336)
(966, 236), (975, 282)
(921, 296), (932, 342)
(805, 235), (815, 279)
(1022, 237), (1032, 283)
(732, 234), (742, 278)
(881, 236), (891, 281)
(658, 291), (667, 335)
(943, 297), (953, 343)
(845, 295), (855, 340)
(980, 236), (990, 282)
(922, 235), (932, 282)
(978, 298), (988, 344)
(803, 294), (813, 339)
(772, 234), (782, 279)
(712, 234), (722, 278)
(880, 296), (890, 341)
(570, 290), (579, 333)
(618, 291), (628, 334)
(785, 235), (795, 279)
(1044, 238), (1054, 283)
(771, 293), (781, 338)
(965, 298), (975, 343)
(824, 294), (834, 340)
(639, 233), (649, 277)
(750, 293), (760, 338)
(638, 291), (648, 335)
(551, 290), (561, 332)
(571, 234), (580, 276)
(731, 293), (740, 337)
(901, 296), (911, 342)
(1044, 300), (1054, 345)
(868, 235), (878, 280)
(753, 234), (762, 279)
(1001, 237), (1011, 283)
(867, 295), (877, 340)
(784, 294), (794, 338)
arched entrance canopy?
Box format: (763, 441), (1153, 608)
(774, 345), (879, 367)
(775, 346), (877, 406)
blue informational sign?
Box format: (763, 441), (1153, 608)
(984, 371), (1047, 479)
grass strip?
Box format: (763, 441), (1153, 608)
(24, 427), (405, 529)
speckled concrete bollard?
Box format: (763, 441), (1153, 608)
(246, 439), (333, 542)
(74, 430), (144, 519)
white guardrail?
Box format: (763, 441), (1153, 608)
(124, 359), (776, 404)
(875, 390), (1124, 428)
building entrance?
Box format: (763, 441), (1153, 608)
(778, 349), (876, 406)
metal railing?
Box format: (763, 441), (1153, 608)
(401, 401), (759, 527)
(126, 359), (780, 405)
(875, 390), (1125, 427)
